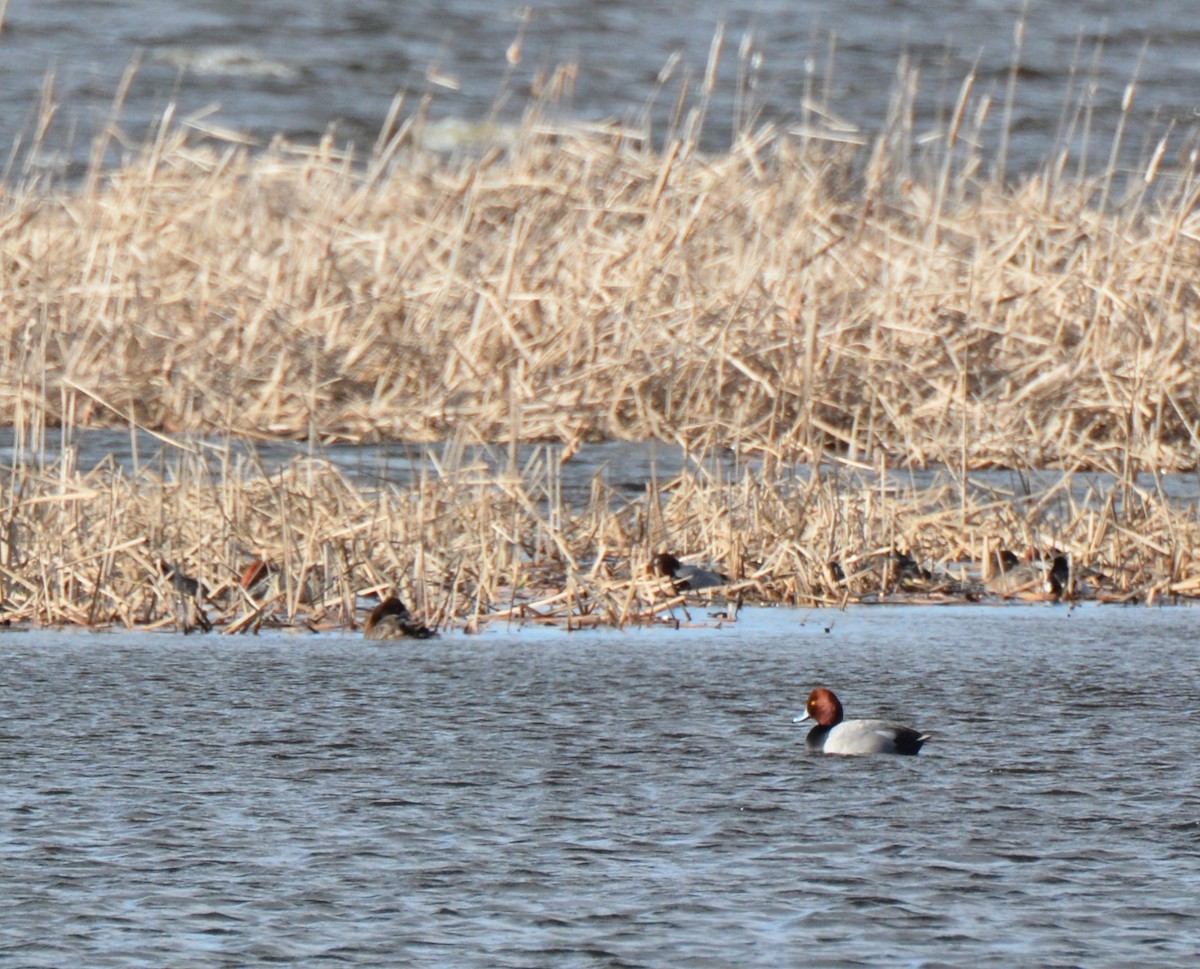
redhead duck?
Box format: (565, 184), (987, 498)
(651, 552), (728, 591)
(363, 597), (436, 640)
(794, 687), (930, 755)
(238, 558), (317, 605)
(239, 559), (271, 596)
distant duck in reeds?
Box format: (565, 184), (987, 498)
(1042, 554), (1071, 598)
(985, 548), (1037, 595)
(240, 559), (269, 587)
(990, 549), (1020, 574)
(886, 548), (932, 584)
(363, 597), (436, 640)
(986, 550), (1070, 599)
(651, 552), (728, 591)
(238, 558), (315, 605)
(239, 558), (271, 598)
(159, 560), (211, 633)
(160, 560), (202, 599)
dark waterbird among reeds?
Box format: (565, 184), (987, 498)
(651, 552), (728, 592)
(363, 597), (436, 640)
(986, 551), (1071, 599)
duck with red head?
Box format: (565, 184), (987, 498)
(240, 559), (271, 595)
(651, 552), (728, 591)
(237, 558), (317, 606)
(363, 596), (436, 640)
(794, 687), (929, 755)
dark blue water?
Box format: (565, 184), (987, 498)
(4, 1), (1198, 180)
(2, 605), (1198, 966)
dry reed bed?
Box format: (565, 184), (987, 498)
(2, 450), (1199, 634)
(3, 109), (1200, 472)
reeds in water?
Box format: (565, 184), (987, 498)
(2, 54), (1200, 474)
(2, 41), (1200, 630)
(2, 434), (1200, 633)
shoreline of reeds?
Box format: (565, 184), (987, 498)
(2, 440), (1200, 635)
(4, 53), (1200, 632)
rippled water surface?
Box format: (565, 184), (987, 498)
(3, 1), (1199, 175)
(3, 605), (1199, 966)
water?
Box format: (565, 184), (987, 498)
(3, 605), (1199, 966)
(7, 426), (1200, 524)
(4, 1), (1199, 180)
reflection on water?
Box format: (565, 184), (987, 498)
(2, 605), (1199, 966)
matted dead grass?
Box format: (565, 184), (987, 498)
(3, 85), (1200, 475)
